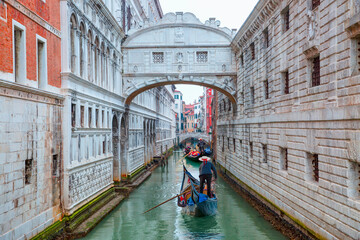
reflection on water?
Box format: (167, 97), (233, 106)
(80, 152), (286, 240)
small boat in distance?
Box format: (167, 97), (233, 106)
(185, 150), (201, 161)
(177, 165), (217, 217)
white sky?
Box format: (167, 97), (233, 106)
(162, 0), (259, 104)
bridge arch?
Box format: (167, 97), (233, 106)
(122, 12), (237, 110)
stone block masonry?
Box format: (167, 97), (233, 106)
(0, 83), (63, 239)
(217, 0), (360, 239)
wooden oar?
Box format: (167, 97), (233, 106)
(177, 152), (191, 163)
(142, 189), (191, 214)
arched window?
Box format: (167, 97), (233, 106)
(100, 42), (105, 87)
(222, 99), (226, 112)
(79, 22), (85, 77)
(94, 37), (100, 84)
(87, 30), (93, 81)
(106, 47), (110, 89)
(228, 99), (231, 111)
(113, 53), (117, 92)
(70, 14), (78, 73)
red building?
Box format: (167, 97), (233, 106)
(205, 88), (214, 134)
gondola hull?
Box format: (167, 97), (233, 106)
(185, 155), (201, 161)
(182, 197), (217, 217)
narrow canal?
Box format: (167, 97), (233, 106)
(80, 152), (287, 240)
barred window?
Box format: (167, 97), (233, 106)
(262, 144), (267, 163)
(263, 28), (269, 48)
(196, 51), (208, 63)
(250, 43), (255, 60)
(152, 52), (164, 63)
(250, 86), (255, 104)
(280, 148), (288, 170)
(25, 159), (33, 184)
(312, 0), (320, 10)
(282, 71), (289, 94)
(282, 6), (290, 32)
(264, 79), (269, 99)
(311, 56), (320, 87)
(240, 54), (244, 67)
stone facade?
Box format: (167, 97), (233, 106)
(217, 0), (360, 239)
(0, 0), (63, 239)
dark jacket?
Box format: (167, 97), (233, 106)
(199, 161), (217, 178)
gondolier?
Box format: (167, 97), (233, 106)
(199, 156), (217, 197)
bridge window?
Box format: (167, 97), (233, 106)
(311, 56), (321, 87)
(152, 52), (164, 63)
(196, 51), (208, 63)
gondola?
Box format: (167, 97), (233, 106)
(185, 150), (201, 161)
(203, 147), (213, 156)
(177, 166), (217, 217)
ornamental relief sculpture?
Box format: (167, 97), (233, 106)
(306, 10), (318, 41)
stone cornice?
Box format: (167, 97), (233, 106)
(345, 13), (360, 38)
(231, 0), (280, 52)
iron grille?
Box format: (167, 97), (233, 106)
(284, 71), (289, 94)
(264, 80), (269, 99)
(196, 51), (208, 63)
(358, 38), (360, 72)
(312, 0), (320, 9)
(312, 56), (320, 87)
(284, 148), (288, 170)
(312, 154), (319, 182)
(153, 52), (164, 63)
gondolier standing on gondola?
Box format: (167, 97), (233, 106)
(199, 157), (217, 197)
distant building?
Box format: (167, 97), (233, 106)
(205, 88), (214, 134)
(174, 90), (183, 133)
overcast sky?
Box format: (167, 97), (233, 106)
(161, 0), (259, 104)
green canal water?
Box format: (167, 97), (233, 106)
(80, 152), (287, 240)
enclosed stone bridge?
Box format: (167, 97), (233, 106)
(122, 12), (238, 109)
(176, 132), (211, 146)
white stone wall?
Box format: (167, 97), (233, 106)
(217, 0), (360, 239)
(0, 85), (63, 239)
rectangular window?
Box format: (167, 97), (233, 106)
(282, 71), (289, 94)
(282, 6), (290, 32)
(196, 51), (208, 63)
(25, 159), (33, 184)
(71, 103), (76, 127)
(311, 56), (320, 87)
(233, 138), (236, 152)
(96, 109), (99, 128)
(37, 38), (47, 89)
(306, 153), (319, 182)
(264, 79), (269, 99)
(280, 147), (288, 170)
(250, 43), (255, 60)
(239, 139), (243, 153)
(52, 154), (58, 177)
(103, 140), (106, 154)
(88, 107), (92, 127)
(263, 28), (269, 48)
(312, 0), (320, 10)
(250, 87), (255, 104)
(227, 137), (230, 150)
(152, 52), (164, 63)
(13, 23), (25, 83)
(102, 110), (105, 128)
(80, 106), (84, 127)
(262, 144), (267, 163)
(240, 54), (244, 67)
(249, 142), (253, 159)
(222, 136), (224, 152)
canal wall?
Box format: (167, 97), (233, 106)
(217, 0), (360, 239)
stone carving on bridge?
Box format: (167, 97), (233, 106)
(222, 77), (235, 93)
(175, 27), (184, 42)
(176, 52), (183, 63)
